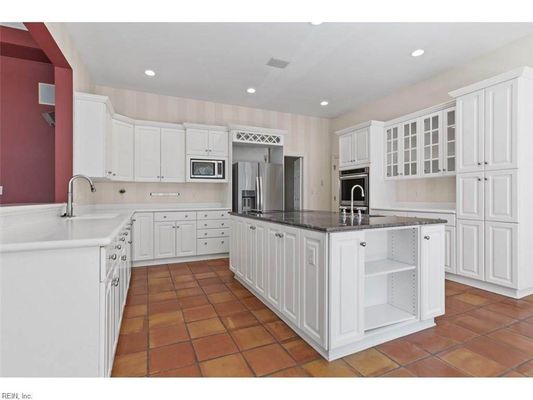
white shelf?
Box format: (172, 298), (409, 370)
(365, 258), (416, 277)
(364, 303), (416, 331)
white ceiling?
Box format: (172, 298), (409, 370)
(65, 23), (533, 118)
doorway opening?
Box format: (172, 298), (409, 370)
(284, 156), (303, 211)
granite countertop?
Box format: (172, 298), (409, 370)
(230, 210), (446, 232)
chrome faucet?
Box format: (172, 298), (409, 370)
(350, 185), (365, 220)
(63, 174), (96, 218)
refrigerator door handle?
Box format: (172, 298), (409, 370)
(255, 176), (261, 211)
(259, 176), (264, 212)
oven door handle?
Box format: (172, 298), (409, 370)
(340, 174), (368, 180)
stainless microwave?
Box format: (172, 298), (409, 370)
(190, 158), (225, 179)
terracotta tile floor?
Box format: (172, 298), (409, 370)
(112, 259), (533, 377)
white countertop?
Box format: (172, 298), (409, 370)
(0, 203), (231, 253)
(372, 202), (456, 214)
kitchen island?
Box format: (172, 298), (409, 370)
(229, 210), (446, 360)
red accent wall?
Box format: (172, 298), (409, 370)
(0, 54), (55, 204)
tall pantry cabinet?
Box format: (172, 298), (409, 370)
(450, 67), (533, 298)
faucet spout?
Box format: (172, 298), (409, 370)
(63, 174), (96, 218)
(350, 185), (365, 219)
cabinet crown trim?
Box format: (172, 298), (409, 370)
(75, 92), (114, 114)
(229, 124), (287, 136)
(335, 120), (384, 136)
(183, 122), (228, 132)
(384, 100), (456, 127)
(135, 119), (184, 130)
(449, 66), (533, 98)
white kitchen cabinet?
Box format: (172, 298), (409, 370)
(176, 221), (197, 257)
(111, 119), (134, 181)
(484, 80), (517, 171)
(444, 225), (456, 274)
(484, 221), (518, 288)
(154, 221), (177, 259)
(456, 172), (484, 220)
(281, 226), (301, 326)
(401, 119), (418, 177)
(254, 223), (267, 296)
(300, 230), (327, 347)
(229, 218), (242, 273)
(73, 92), (113, 178)
(456, 89), (485, 173)
(421, 112), (442, 176)
(160, 128), (186, 182)
(484, 169), (518, 223)
(457, 219), (484, 280)
(329, 231), (365, 349)
(134, 125), (161, 182)
(339, 133), (354, 169)
(132, 212), (154, 261)
(266, 224), (283, 309)
(385, 125), (401, 178)
(243, 221), (256, 286)
(338, 128), (370, 169)
(186, 128), (229, 157)
(420, 225), (445, 320)
(442, 107), (456, 174)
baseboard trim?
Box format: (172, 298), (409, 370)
(133, 253), (229, 267)
(445, 273), (533, 299)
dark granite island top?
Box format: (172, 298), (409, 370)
(230, 210), (447, 232)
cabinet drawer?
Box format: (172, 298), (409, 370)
(197, 237), (230, 255)
(197, 210), (230, 220)
(154, 211), (197, 222)
(198, 219), (228, 229)
(406, 211), (455, 226)
(197, 228), (230, 238)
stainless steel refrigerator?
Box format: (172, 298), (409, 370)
(232, 162), (284, 213)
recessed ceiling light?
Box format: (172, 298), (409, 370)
(320, 101), (329, 106)
(144, 69), (156, 77)
(246, 87), (256, 94)
(411, 49), (425, 57)
(310, 22), (323, 26)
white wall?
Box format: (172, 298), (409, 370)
(75, 85), (331, 209)
(331, 34), (533, 203)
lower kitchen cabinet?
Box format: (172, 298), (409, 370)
(177, 222), (197, 256)
(154, 221), (176, 258)
(444, 225), (456, 274)
(457, 219), (485, 280)
(280, 226), (301, 326)
(484, 221), (518, 288)
(420, 225), (446, 319)
(266, 224), (283, 309)
(132, 212), (154, 261)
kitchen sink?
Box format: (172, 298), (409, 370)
(70, 213), (119, 220)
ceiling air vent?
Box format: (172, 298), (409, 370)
(266, 58), (290, 69)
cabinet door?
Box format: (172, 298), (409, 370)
(111, 119), (134, 181)
(401, 119), (418, 177)
(253, 223), (266, 296)
(103, 276), (114, 376)
(485, 80), (517, 171)
(154, 221), (176, 259)
(385, 125), (401, 178)
(176, 221), (197, 257)
(244, 223), (256, 286)
(132, 212), (154, 261)
(457, 219), (484, 280)
(266, 225), (282, 309)
(420, 225), (445, 320)
(339, 133), (353, 168)
(421, 112), (442, 176)
(456, 90), (484, 173)
(329, 231), (365, 349)
(485, 222), (518, 288)
(456, 172), (484, 220)
(442, 108), (456, 174)
(300, 230), (327, 348)
(484, 169), (518, 223)
(281, 226), (300, 326)
(161, 128), (185, 182)
(236, 220), (247, 279)
(186, 129), (209, 156)
(444, 226), (456, 274)
(134, 126), (161, 182)
(208, 131), (229, 157)
(229, 218), (241, 273)
(354, 128), (369, 165)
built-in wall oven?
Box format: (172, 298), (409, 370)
(189, 158), (225, 180)
(339, 167), (369, 213)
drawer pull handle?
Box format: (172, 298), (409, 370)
(424, 235), (431, 240)
(128, 241), (132, 244)
(112, 277), (120, 287)
(360, 241), (367, 247)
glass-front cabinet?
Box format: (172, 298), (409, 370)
(402, 120), (418, 177)
(422, 112), (441, 176)
(442, 107), (456, 175)
(385, 125), (400, 178)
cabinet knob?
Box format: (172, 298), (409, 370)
(131, 219), (136, 222)
(278, 233), (284, 238)
(116, 245), (122, 250)
(109, 254), (117, 260)
(477, 162), (482, 166)
(161, 176), (164, 179)
(112, 173), (116, 176)
(484, 177), (488, 181)
(221, 241), (225, 244)
(442, 168), (447, 171)
(424, 235), (431, 240)
(121, 255), (127, 261)
(204, 242), (208, 245)
(360, 241), (367, 247)
(250, 226), (256, 230)
(477, 177), (482, 181)
(221, 223), (225, 226)
(112, 277), (120, 287)
(128, 240), (132, 244)
(120, 237), (126, 242)
(484, 161), (488, 165)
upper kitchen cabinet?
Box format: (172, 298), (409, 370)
(451, 75), (521, 173)
(337, 126), (370, 169)
(184, 123), (229, 157)
(74, 92), (114, 178)
(110, 117), (134, 181)
(385, 125), (401, 178)
(401, 119), (418, 177)
(134, 121), (186, 182)
(442, 107), (456, 174)
(421, 112), (441, 176)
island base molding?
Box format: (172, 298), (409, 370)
(236, 275), (435, 361)
(445, 274), (533, 299)
(133, 253), (229, 267)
